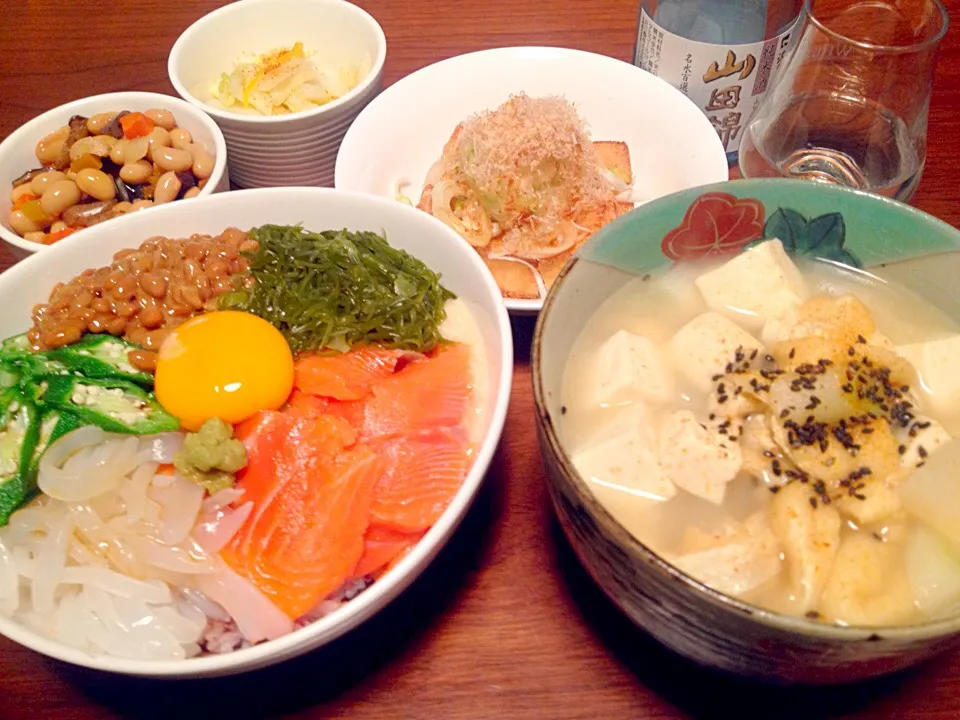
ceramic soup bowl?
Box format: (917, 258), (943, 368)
(533, 178), (960, 684)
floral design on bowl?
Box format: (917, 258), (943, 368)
(661, 192), (765, 260)
(660, 191), (863, 267)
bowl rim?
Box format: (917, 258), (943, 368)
(167, 0), (387, 126)
(532, 177), (960, 642)
(333, 44), (729, 316)
(0, 186), (514, 676)
(0, 90), (229, 256)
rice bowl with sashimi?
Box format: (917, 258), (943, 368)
(0, 188), (511, 677)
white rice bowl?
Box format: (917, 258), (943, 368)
(0, 187), (512, 677)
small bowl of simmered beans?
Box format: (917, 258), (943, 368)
(0, 91), (228, 259)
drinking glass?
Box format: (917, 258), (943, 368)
(738, 0), (948, 201)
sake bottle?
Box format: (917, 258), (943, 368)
(633, 0), (805, 165)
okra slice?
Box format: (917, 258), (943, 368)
(0, 335), (67, 384)
(0, 361), (19, 390)
(0, 333), (31, 356)
(41, 375), (178, 435)
(49, 334), (153, 387)
(0, 392), (41, 526)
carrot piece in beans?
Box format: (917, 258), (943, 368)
(120, 112), (155, 139)
(43, 226), (79, 244)
(11, 193), (39, 211)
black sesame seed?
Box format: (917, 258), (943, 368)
(898, 444), (907, 455)
(789, 348), (796, 359)
(772, 459), (782, 476)
(809, 497), (818, 509)
(918, 446), (928, 459)
(857, 334), (867, 344)
(750, 349), (759, 360)
(848, 347), (856, 356)
(561, 406), (567, 415)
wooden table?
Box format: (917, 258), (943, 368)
(1, 1), (959, 718)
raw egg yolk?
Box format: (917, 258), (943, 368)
(155, 311), (294, 431)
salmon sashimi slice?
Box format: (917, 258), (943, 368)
(294, 347), (418, 401)
(223, 413), (385, 619)
(368, 427), (473, 533)
(352, 525), (425, 578)
(361, 344), (472, 440)
(286, 389), (366, 428)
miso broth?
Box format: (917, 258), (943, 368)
(561, 240), (960, 626)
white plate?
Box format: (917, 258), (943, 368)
(335, 46), (729, 314)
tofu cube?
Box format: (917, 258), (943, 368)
(658, 410), (742, 504)
(898, 417), (952, 470)
(897, 335), (960, 417)
(588, 330), (674, 406)
(572, 403), (675, 504)
(667, 312), (765, 392)
(695, 240), (807, 330)
(671, 537), (781, 597)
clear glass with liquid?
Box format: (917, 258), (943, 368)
(738, 0), (949, 201)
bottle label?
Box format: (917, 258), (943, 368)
(634, 8), (801, 161)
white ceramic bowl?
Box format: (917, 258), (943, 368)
(168, 0), (386, 189)
(0, 92), (229, 260)
(0, 187), (512, 678)
(334, 46), (730, 315)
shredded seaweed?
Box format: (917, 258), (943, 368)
(220, 225), (455, 354)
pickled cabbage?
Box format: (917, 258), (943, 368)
(212, 42), (369, 116)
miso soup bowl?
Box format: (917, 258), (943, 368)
(533, 178), (960, 685)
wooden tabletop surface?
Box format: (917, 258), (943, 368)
(1, 1), (959, 718)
